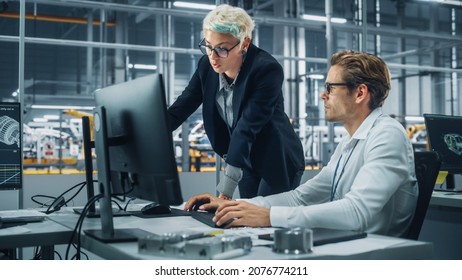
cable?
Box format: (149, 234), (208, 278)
(65, 193), (102, 260)
(31, 246), (41, 260)
(30, 181), (86, 213)
(44, 181), (86, 214)
(54, 251), (62, 260)
(66, 191), (132, 259)
(123, 197), (136, 211)
(30, 195), (56, 207)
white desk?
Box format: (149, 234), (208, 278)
(430, 191), (462, 208)
(1, 208), (432, 260)
(46, 209), (432, 260)
(0, 218), (73, 259)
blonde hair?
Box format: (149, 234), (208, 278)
(203, 4), (254, 43)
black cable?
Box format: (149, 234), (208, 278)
(31, 246), (41, 260)
(64, 181), (87, 205)
(123, 197), (136, 211)
(30, 195), (56, 207)
(110, 199), (124, 210)
(67, 191), (131, 259)
(76, 193), (106, 260)
(44, 181), (86, 214)
(30, 181), (86, 212)
(75, 194), (103, 260)
(79, 248), (89, 260)
(71, 243), (88, 260)
(71, 243), (79, 260)
(54, 251), (62, 260)
(110, 178), (135, 209)
(65, 193), (102, 260)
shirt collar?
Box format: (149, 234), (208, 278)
(219, 72), (238, 91)
(351, 107), (383, 140)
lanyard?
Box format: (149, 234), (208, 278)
(330, 139), (359, 201)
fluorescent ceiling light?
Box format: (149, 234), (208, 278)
(173, 1), (216, 10)
(31, 105), (94, 110)
(33, 118), (48, 123)
(405, 116), (425, 123)
(128, 63), (158, 70)
(44, 114), (60, 120)
(306, 74), (325, 80)
(302, 14), (347, 24)
(415, 0), (462, 6)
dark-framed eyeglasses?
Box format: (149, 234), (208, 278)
(325, 82), (351, 94)
(198, 38), (240, 58)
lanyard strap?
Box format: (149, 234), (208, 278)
(330, 139), (359, 201)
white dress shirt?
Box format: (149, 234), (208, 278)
(247, 108), (418, 237)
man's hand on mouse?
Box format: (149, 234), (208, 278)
(184, 193), (227, 212)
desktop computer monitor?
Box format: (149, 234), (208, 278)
(424, 113), (462, 191)
(85, 74), (183, 242)
(0, 102), (22, 190)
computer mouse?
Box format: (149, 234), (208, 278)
(141, 203), (171, 215)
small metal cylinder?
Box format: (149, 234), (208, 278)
(272, 227), (313, 254)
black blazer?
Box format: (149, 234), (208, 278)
(167, 44), (305, 188)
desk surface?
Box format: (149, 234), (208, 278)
(46, 208), (432, 260)
(0, 218), (73, 249)
(430, 191), (462, 208)
(0, 208), (432, 260)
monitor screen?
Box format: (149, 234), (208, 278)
(0, 102), (22, 189)
(424, 114), (462, 175)
(86, 74), (183, 242)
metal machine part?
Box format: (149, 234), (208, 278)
(273, 227), (313, 254)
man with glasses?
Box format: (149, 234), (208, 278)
(167, 5), (305, 199)
(185, 50), (418, 238)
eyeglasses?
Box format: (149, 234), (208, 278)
(325, 82), (351, 94)
(198, 38), (240, 58)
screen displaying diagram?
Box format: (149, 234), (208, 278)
(0, 102), (22, 189)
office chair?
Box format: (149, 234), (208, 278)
(405, 151), (441, 240)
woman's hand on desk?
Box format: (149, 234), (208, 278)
(184, 193), (226, 212)
(214, 200), (271, 228)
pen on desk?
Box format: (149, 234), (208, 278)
(206, 229), (225, 237)
(211, 248), (246, 260)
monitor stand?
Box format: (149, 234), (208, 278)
(84, 228), (152, 243)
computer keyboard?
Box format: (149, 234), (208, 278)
(0, 215), (45, 229)
(190, 211), (233, 228)
(0, 216), (45, 223)
(0, 209), (47, 228)
(0, 209), (47, 218)
(191, 211), (218, 227)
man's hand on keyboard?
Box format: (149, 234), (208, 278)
(213, 200), (271, 228)
(184, 193), (227, 212)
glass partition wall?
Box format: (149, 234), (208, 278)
(0, 0), (461, 174)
